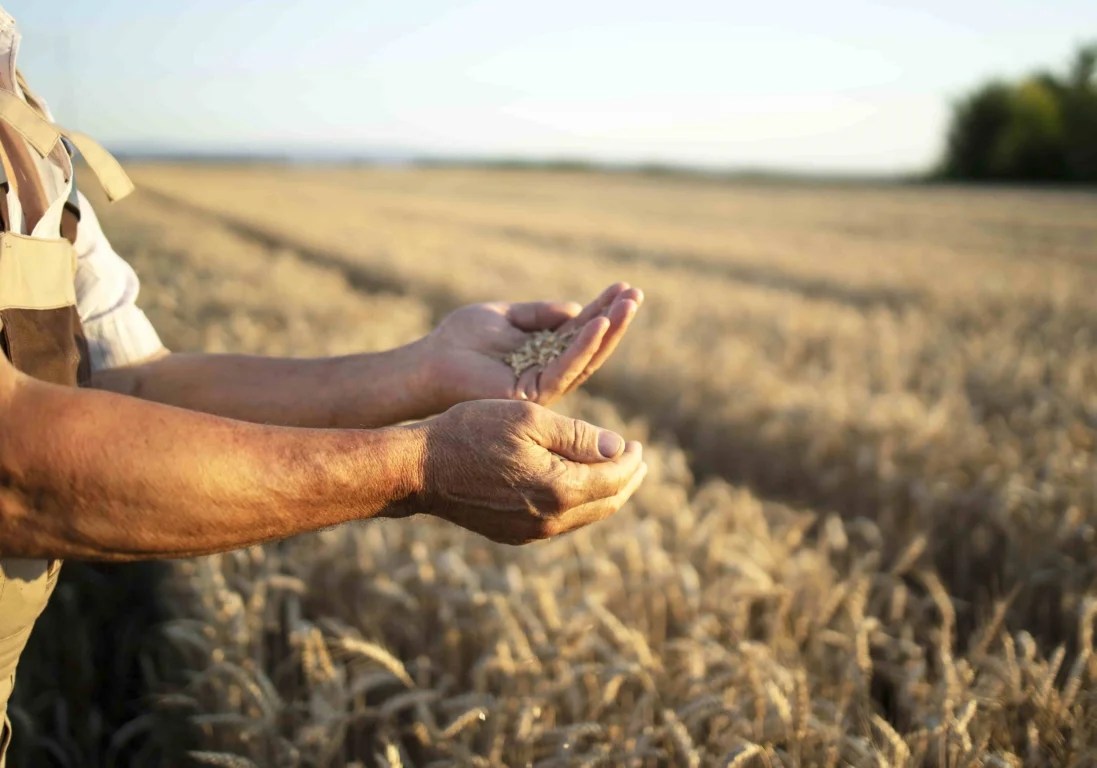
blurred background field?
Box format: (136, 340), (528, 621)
(9, 166), (1097, 766)
(6, 1), (1097, 765)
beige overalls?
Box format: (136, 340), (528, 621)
(0, 53), (134, 761)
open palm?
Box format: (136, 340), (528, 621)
(424, 283), (643, 409)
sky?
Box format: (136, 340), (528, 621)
(8, 0), (1097, 174)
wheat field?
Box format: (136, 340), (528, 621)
(9, 166), (1097, 767)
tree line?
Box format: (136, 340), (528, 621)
(940, 43), (1097, 183)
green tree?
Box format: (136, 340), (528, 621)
(993, 78), (1066, 180)
(943, 82), (1014, 180)
(1069, 43), (1096, 88)
(1062, 44), (1097, 181)
(940, 42), (1097, 183)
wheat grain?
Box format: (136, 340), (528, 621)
(870, 714), (910, 765)
(440, 707), (488, 739)
(1061, 654), (1089, 710)
(662, 708), (701, 768)
(504, 328), (579, 376)
(724, 743), (764, 767)
(334, 637), (415, 688)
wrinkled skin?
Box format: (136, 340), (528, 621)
(406, 399), (647, 545)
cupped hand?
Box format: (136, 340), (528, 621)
(409, 399), (647, 544)
(423, 282), (643, 409)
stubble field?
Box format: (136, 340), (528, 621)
(10, 166), (1097, 767)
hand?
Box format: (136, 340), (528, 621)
(422, 283), (643, 410)
(406, 400), (647, 544)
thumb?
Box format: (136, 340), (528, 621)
(535, 411), (624, 463)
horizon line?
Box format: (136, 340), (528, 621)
(108, 144), (926, 183)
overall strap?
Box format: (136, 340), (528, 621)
(0, 87), (134, 203)
(0, 110), (48, 232)
(9, 73), (81, 243)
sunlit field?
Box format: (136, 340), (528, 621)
(10, 166), (1097, 767)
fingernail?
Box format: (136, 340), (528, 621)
(598, 431), (624, 458)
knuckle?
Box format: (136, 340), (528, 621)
(451, 400), (478, 422)
(511, 399), (540, 425)
(569, 418), (585, 453)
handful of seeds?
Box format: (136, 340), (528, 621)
(504, 328), (579, 376)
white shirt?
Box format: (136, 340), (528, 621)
(0, 6), (164, 371)
(72, 189), (165, 370)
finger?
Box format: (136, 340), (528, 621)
(531, 406), (634, 464)
(565, 440), (643, 500)
(535, 316), (609, 403)
(506, 301), (582, 331)
(620, 286), (644, 307)
(547, 461), (648, 536)
(557, 283), (630, 334)
(546, 440), (642, 514)
(514, 364), (540, 401)
(514, 316), (607, 402)
(566, 294), (640, 393)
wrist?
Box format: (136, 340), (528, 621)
(404, 334), (447, 418)
(379, 335), (449, 421)
(324, 338), (440, 427)
(372, 422), (429, 519)
(409, 332), (451, 417)
(309, 423), (428, 523)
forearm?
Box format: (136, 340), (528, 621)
(90, 340), (439, 428)
(0, 371), (424, 561)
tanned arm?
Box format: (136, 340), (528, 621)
(89, 341), (437, 429)
(89, 286), (646, 430)
(0, 353), (648, 560)
(0, 354), (423, 561)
